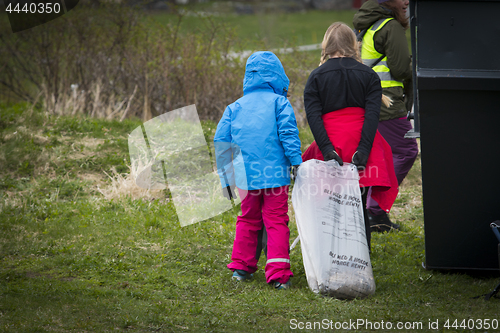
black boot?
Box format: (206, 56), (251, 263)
(368, 211), (400, 233)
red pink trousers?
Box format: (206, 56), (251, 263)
(227, 186), (293, 284)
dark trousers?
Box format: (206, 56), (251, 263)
(361, 186), (371, 251)
(367, 117), (419, 215)
(256, 224), (268, 261)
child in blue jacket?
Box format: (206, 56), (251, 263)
(214, 51), (302, 289)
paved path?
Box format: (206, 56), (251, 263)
(228, 43), (322, 60)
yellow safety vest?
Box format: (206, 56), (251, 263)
(361, 18), (404, 89)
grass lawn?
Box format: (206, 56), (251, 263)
(148, 8), (411, 51)
(149, 9), (358, 49)
(1, 103), (499, 332)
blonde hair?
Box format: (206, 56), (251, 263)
(319, 22), (360, 66)
(319, 21), (393, 108)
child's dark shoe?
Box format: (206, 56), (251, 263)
(232, 269), (253, 281)
(273, 280), (291, 290)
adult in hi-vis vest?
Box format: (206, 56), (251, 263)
(353, 0), (418, 232)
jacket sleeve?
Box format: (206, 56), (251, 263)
(357, 72), (382, 157)
(376, 20), (412, 81)
(304, 74), (335, 157)
(213, 106), (235, 187)
(276, 96), (303, 166)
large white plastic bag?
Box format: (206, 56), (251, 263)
(292, 159), (375, 299)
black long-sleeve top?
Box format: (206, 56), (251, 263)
(303, 57), (382, 158)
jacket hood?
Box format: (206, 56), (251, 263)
(353, 0), (393, 31)
(243, 51), (289, 97)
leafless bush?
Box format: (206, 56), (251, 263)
(279, 48), (316, 127)
(0, 5), (245, 121)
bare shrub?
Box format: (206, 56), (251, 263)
(0, 5), (245, 121)
(0, 4), (317, 125)
(278, 49), (317, 127)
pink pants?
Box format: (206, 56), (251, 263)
(227, 186), (293, 284)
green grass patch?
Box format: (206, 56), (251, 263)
(150, 10), (358, 49)
(1, 103), (499, 332)
(149, 8), (412, 51)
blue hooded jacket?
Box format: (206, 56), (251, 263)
(214, 51), (303, 190)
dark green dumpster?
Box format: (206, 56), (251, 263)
(410, 0), (500, 270)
